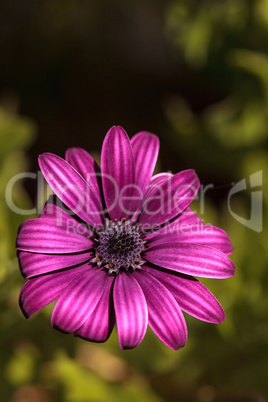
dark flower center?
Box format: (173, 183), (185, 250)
(92, 219), (145, 274)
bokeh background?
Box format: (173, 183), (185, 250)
(0, 1), (268, 401)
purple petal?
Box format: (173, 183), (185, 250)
(133, 173), (173, 225)
(139, 169), (200, 229)
(18, 250), (92, 278)
(65, 147), (101, 195)
(147, 225), (233, 255)
(145, 243), (235, 278)
(130, 131), (159, 194)
(17, 218), (93, 254)
(113, 272), (148, 350)
(143, 266), (225, 323)
(75, 275), (115, 343)
(144, 206), (203, 238)
(51, 268), (108, 333)
(38, 153), (103, 226)
(177, 207), (203, 226)
(133, 270), (187, 350)
(101, 126), (136, 219)
(40, 196), (61, 218)
(39, 201), (93, 233)
(148, 172), (173, 187)
(19, 264), (89, 318)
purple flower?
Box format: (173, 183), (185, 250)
(16, 126), (234, 350)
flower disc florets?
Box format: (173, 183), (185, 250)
(16, 125), (235, 351)
(92, 218), (146, 274)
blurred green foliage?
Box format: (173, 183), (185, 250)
(165, 0), (268, 180)
(163, 0), (268, 400)
(0, 0), (268, 401)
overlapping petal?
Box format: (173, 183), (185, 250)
(143, 266), (225, 323)
(51, 268), (108, 333)
(65, 147), (101, 196)
(16, 125), (235, 351)
(147, 225), (233, 255)
(75, 275), (115, 343)
(148, 172), (173, 187)
(139, 169), (200, 228)
(101, 126), (136, 219)
(143, 206), (203, 238)
(177, 207), (203, 226)
(19, 264), (89, 318)
(130, 131), (159, 194)
(145, 243), (235, 278)
(38, 153), (103, 226)
(40, 200), (93, 231)
(16, 218), (93, 254)
(113, 272), (148, 350)
(18, 250), (92, 278)
(133, 270), (187, 350)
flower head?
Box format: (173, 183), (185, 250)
(16, 126), (234, 350)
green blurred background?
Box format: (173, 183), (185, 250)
(0, 1), (267, 401)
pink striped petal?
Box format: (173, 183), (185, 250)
(19, 264), (89, 318)
(144, 206), (203, 238)
(145, 243), (235, 278)
(113, 272), (148, 350)
(133, 270), (187, 350)
(144, 207), (205, 239)
(177, 207), (203, 226)
(18, 251), (92, 278)
(147, 225), (233, 255)
(40, 201), (93, 234)
(143, 266), (225, 323)
(40, 196), (62, 218)
(65, 147), (101, 195)
(101, 126), (136, 219)
(38, 153), (103, 226)
(17, 218), (93, 254)
(135, 173), (173, 227)
(75, 275), (115, 343)
(51, 268), (108, 333)
(147, 172), (173, 187)
(139, 169), (200, 228)
(130, 131), (159, 194)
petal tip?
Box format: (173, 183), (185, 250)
(18, 291), (31, 319)
(52, 321), (70, 335)
(107, 125), (127, 137)
(38, 152), (49, 163)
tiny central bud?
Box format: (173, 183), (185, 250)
(92, 219), (145, 274)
